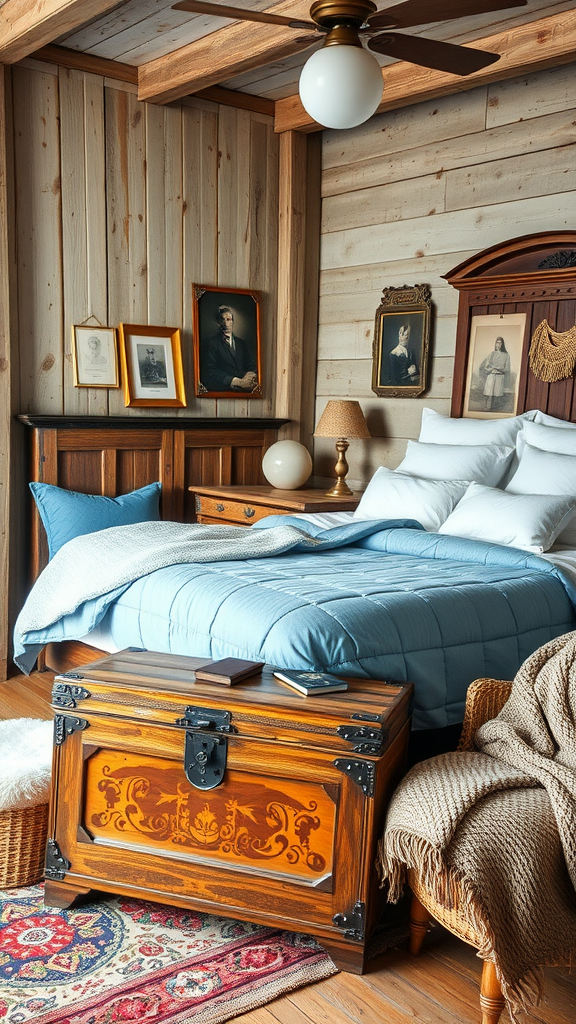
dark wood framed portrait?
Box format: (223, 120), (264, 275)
(192, 284), (263, 399)
(371, 284), (431, 398)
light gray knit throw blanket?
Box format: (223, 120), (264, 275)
(16, 521), (323, 634)
(379, 631), (576, 1019)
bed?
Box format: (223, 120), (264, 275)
(14, 409), (576, 732)
(16, 232), (576, 735)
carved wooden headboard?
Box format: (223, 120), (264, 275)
(446, 231), (576, 419)
(19, 415), (288, 582)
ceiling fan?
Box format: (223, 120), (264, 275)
(172, 0), (527, 128)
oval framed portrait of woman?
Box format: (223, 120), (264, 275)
(463, 313), (527, 419)
(371, 284), (432, 398)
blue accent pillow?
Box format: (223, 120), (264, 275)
(30, 481), (161, 558)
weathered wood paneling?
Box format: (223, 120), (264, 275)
(14, 64), (63, 414)
(4, 61), (287, 669)
(10, 62), (280, 421)
(317, 64), (576, 488)
(0, 65), (20, 681)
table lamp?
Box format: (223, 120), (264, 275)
(314, 399), (370, 497)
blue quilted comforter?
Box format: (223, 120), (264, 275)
(15, 518), (576, 729)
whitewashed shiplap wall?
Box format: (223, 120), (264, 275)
(12, 60), (279, 419)
(315, 62), (576, 487)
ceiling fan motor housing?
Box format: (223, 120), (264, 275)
(310, 0), (378, 30)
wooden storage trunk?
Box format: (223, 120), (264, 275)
(46, 649), (412, 973)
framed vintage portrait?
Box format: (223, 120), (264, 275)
(118, 324), (186, 408)
(371, 284), (431, 398)
(463, 313), (527, 419)
(72, 325), (119, 388)
(192, 284), (262, 398)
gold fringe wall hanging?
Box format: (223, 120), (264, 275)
(529, 319), (576, 383)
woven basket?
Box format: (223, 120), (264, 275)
(0, 802), (49, 888)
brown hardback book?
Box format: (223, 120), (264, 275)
(194, 658), (265, 686)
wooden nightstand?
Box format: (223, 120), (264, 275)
(192, 485), (361, 526)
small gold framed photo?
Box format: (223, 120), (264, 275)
(118, 324), (186, 408)
(72, 326), (119, 388)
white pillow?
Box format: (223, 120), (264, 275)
(419, 408), (534, 448)
(506, 442), (576, 546)
(397, 441), (514, 487)
(438, 482), (576, 554)
(533, 410), (576, 429)
(506, 442), (576, 496)
(353, 467), (468, 531)
(521, 420), (576, 457)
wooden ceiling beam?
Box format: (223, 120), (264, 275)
(0, 0), (126, 65)
(32, 45), (275, 115)
(138, 0), (316, 105)
(275, 10), (576, 133)
(33, 44), (138, 84)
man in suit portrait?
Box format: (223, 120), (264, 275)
(201, 305), (258, 392)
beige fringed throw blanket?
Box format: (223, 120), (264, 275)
(379, 632), (576, 1020)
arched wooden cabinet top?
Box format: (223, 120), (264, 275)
(444, 231), (576, 419)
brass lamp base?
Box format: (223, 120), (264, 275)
(325, 479), (354, 497)
(325, 439), (353, 497)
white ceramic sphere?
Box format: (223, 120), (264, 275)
(262, 441), (313, 490)
(299, 45), (383, 129)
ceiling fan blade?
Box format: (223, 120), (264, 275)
(172, 1), (318, 30)
(366, 0), (526, 31)
(368, 32), (499, 75)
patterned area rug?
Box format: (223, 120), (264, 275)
(0, 885), (337, 1023)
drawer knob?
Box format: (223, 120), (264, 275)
(216, 503), (225, 512)
(244, 507), (255, 519)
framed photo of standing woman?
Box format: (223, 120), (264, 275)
(463, 313), (527, 418)
(371, 284), (432, 398)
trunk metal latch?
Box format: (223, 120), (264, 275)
(175, 706), (233, 790)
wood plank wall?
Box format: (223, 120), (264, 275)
(10, 59), (280, 420)
(315, 62), (576, 487)
(0, 65), (17, 680)
(1, 58), (292, 679)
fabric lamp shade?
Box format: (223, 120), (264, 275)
(314, 401), (370, 498)
(315, 400), (371, 440)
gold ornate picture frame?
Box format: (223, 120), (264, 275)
(371, 284), (432, 398)
(118, 324), (186, 408)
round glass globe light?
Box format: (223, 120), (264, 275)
(299, 44), (383, 130)
(262, 440), (313, 490)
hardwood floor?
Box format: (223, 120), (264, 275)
(2, 670), (575, 1024)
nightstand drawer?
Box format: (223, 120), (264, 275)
(195, 494), (287, 525)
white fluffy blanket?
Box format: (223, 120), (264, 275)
(0, 718), (52, 810)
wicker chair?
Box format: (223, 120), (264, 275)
(408, 677), (513, 1024)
